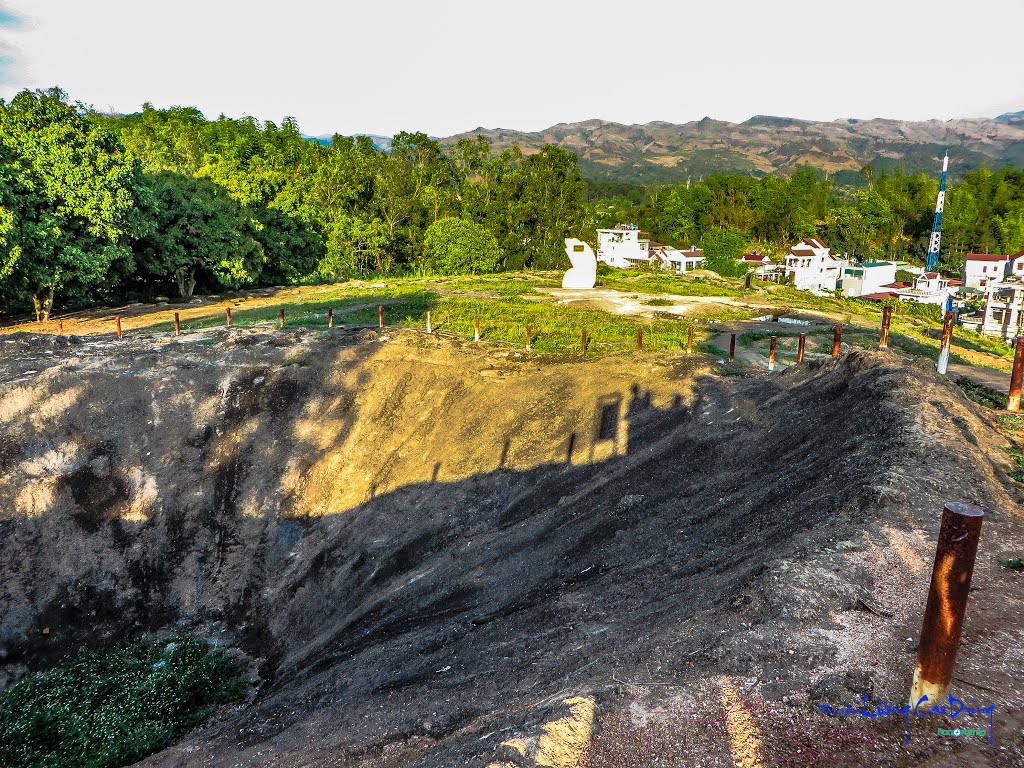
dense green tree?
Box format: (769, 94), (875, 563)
(131, 173), (262, 298)
(699, 227), (750, 277)
(0, 88), (143, 318)
(421, 217), (502, 275)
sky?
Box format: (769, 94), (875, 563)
(1, 0), (1023, 138)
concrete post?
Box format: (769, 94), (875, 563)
(426, 311), (432, 334)
(768, 335), (777, 371)
(880, 305), (893, 350)
(729, 333), (736, 362)
(909, 502), (985, 707)
(174, 312), (181, 336)
(832, 325), (842, 358)
(797, 333), (806, 364)
(936, 311), (956, 375)
(1008, 337), (1024, 412)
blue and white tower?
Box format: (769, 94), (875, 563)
(925, 154), (949, 273)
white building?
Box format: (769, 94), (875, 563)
(596, 225), (705, 273)
(656, 245), (705, 274)
(963, 253), (1010, 289)
(783, 238), (845, 294)
(840, 261), (898, 298)
(969, 278), (1024, 342)
(893, 272), (953, 307)
(596, 225), (652, 268)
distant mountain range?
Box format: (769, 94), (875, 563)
(303, 111), (1024, 185)
(442, 113), (1024, 184)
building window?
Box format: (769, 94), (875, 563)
(993, 309), (1005, 323)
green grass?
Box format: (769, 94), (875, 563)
(0, 636), (248, 768)
(956, 378), (1007, 409)
(641, 297), (675, 307)
(402, 294), (700, 354)
(598, 269), (743, 297)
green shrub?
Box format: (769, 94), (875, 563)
(420, 217), (502, 276)
(0, 636), (248, 768)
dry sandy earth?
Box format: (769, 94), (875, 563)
(0, 324), (1022, 767)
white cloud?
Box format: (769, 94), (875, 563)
(1, 0), (1022, 136)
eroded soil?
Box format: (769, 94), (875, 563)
(0, 326), (1021, 767)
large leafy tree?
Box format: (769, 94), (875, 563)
(132, 172), (262, 298)
(0, 88), (142, 318)
(421, 217), (502, 275)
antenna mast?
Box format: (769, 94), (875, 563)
(926, 154), (949, 272)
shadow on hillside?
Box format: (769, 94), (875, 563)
(0, 340), (940, 766)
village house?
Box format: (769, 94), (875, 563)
(596, 225), (705, 274)
(596, 225), (651, 268)
(962, 253), (1011, 289)
(892, 272), (954, 307)
(962, 277), (1024, 342)
(737, 252), (777, 280)
(840, 261), (898, 298)
(783, 238), (845, 294)
(651, 243), (705, 274)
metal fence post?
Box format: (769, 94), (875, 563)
(936, 311), (955, 375)
(909, 502), (985, 707)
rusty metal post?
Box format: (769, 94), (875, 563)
(832, 324), (842, 357)
(526, 324), (532, 348)
(226, 308), (232, 327)
(581, 329), (588, 354)
(768, 335), (777, 371)
(174, 312), (181, 336)
(279, 308), (285, 328)
(378, 305), (384, 328)
(474, 317), (480, 342)
(58, 319), (63, 335)
(637, 327), (643, 352)
(880, 305), (893, 350)
(1008, 337), (1024, 412)
(936, 311), (955, 375)
(729, 333), (736, 362)
(797, 333), (806, 364)
(116, 316), (122, 339)
(909, 502), (985, 707)
(687, 326), (693, 354)
(328, 308), (334, 328)
(425, 311), (432, 334)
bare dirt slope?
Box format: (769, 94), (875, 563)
(0, 327), (1021, 766)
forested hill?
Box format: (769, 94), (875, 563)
(444, 115), (1024, 184)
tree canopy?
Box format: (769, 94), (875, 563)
(2, 87), (1024, 319)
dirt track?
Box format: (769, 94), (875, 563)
(0, 328), (1022, 766)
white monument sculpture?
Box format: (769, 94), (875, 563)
(562, 238), (597, 289)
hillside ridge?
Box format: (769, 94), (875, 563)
(442, 113), (1024, 183)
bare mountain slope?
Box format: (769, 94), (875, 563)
(445, 115), (1024, 182)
